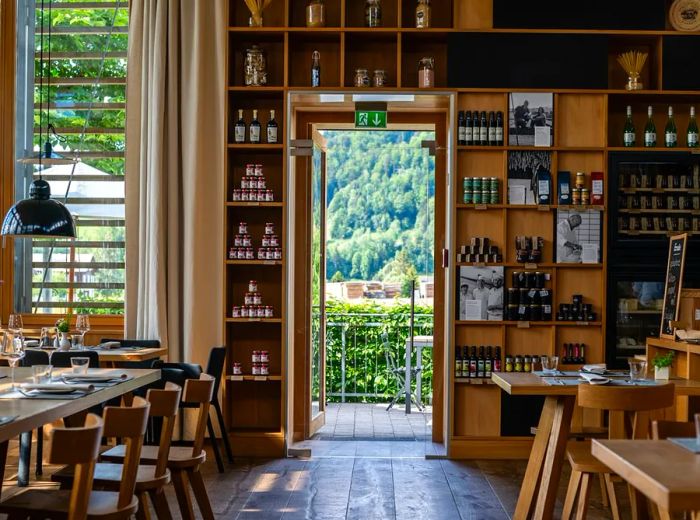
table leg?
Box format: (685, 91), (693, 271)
(0, 440), (8, 499)
(513, 396), (557, 519)
(17, 430), (31, 487)
(533, 395), (575, 520)
(628, 485), (651, 520)
(416, 346), (423, 406)
(405, 340), (411, 415)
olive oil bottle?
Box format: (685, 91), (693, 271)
(644, 105), (656, 147)
(688, 106), (699, 148)
(234, 109), (246, 144)
(664, 106), (677, 148)
(623, 105), (635, 147)
(249, 109), (261, 144)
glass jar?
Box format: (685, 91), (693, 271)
(415, 0), (431, 28)
(365, 0), (381, 27)
(354, 68), (370, 87)
(417, 57), (434, 88)
(306, 0), (326, 27)
(373, 69), (387, 87)
(244, 46), (267, 86)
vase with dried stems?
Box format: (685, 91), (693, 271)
(617, 50), (648, 91)
(245, 0), (273, 27)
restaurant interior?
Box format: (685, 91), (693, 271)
(0, 0), (699, 518)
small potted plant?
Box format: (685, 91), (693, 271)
(652, 351), (674, 380)
(55, 317), (71, 351)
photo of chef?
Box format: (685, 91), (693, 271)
(556, 209), (602, 264)
(458, 266), (504, 321)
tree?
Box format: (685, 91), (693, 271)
(330, 271), (344, 283)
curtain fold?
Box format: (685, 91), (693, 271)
(125, 0), (225, 365)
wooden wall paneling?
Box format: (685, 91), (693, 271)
(288, 33), (341, 87)
(557, 94), (606, 148)
(555, 268), (604, 320)
(343, 32), (399, 88)
(505, 209), (554, 264)
(400, 32), (449, 88)
(454, 0), (493, 30)
(289, 0), (342, 27)
(453, 385), (501, 436)
(505, 326), (552, 357)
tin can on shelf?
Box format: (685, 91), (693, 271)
(572, 188), (581, 205)
(575, 172), (586, 189)
(489, 190), (499, 204)
(253, 293), (262, 305)
(581, 188), (590, 205)
(260, 351), (269, 363)
(463, 177), (473, 193)
(505, 355), (514, 372)
(240, 306), (249, 318)
(489, 177), (499, 191)
(274, 248), (282, 260)
(473, 191), (482, 204)
(244, 293), (254, 306)
(232, 189), (241, 201)
(262, 236), (271, 247)
(252, 351), (261, 363)
(237, 249), (246, 260)
(252, 363), (260, 375)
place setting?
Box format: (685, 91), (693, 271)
(536, 356), (661, 386)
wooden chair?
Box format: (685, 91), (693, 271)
(101, 374), (216, 520)
(0, 414), (104, 519)
(652, 419), (696, 440)
(562, 383), (675, 520)
(52, 383), (182, 519)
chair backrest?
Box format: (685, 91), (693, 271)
(50, 350), (100, 368)
(578, 383), (675, 439)
(146, 382), (182, 478)
(47, 413), (103, 520)
(205, 346), (226, 396)
(102, 396), (150, 509)
(182, 374), (215, 458)
(100, 338), (161, 349)
(652, 420), (696, 440)
(381, 332), (398, 371)
(20, 349), (50, 367)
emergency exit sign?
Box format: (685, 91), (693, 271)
(355, 110), (387, 128)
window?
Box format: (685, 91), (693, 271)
(14, 0), (128, 315)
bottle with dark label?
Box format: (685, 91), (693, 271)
(488, 111), (497, 146)
(469, 346), (478, 377)
(644, 105), (656, 147)
(479, 111), (488, 146)
(485, 346), (493, 378)
(578, 343), (586, 364)
(465, 111), (473, 146)
(495, 111), (504, 146)
(477, 346), (486, 378)
(462, 346), (469, 378)
(457, 111), (466, 145)
(665, 106), (677, 148)
(471, 110), (479, 146)
(455, 346), (462, 378)
(688, 106), (699, 148)
(494, 346), (502, 372)
(623, 105), (635, 147)
(234, 109), (246, 143)
(249, 109), (261, 144)
(266, 109), (278, 143)
(311, 50), (321, 87)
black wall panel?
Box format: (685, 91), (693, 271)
(493, 0), (666, 30)
(447, 33), (608, 89)
(663, 36), (700, 90)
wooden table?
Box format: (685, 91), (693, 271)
(13, 346), (168, 367)
(0, 367), (160, 495)
(592, 439), (700, 519)
(492, 372), (700, 520)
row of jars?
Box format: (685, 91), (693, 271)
(232, 234), (280, 248)
(232, 305), (275, 318)
(232, 362), (270, 376)
(228, 247), (283, 261)
(233, 189), (275, 202)
(306, 0), (433, 29)
(619, 193), (700, 211)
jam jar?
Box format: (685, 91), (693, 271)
(306, 0), (326, 27)
(244, 46), (267, 86)
(415, 0), (431, 28)
(354, 68), (370, 87)
(418, 57), (434, 88)
(365, 0), (381, 27)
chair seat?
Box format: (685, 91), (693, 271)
(530, 425), (608, 439)
(566, 441), (610, 474)
(0, 489), (138, 519)
(101, 444), (206, 469)
(52, 462), (171, 492)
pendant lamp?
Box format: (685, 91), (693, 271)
(2, 0), (76, 238)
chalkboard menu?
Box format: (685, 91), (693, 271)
(661, 233), (688, 339)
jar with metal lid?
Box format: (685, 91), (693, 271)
(244, 46), (267, 86)
(415, 0), (431, 28)
(581, 188), (590, 205)
(365, 0), (381, 27)
(373, 70), (387, 87)
(418, 57), (434, 88)
(575, 171), (586, 189)
(306, 0), (326, 27)
(505, 355), (514, 372)
(354, 68), (370, 87)
(514, 355), (523, 372)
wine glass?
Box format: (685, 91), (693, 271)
(75, 314), (90, 345)
(2, 332), (25, 389)
(7, 314), (23, 336)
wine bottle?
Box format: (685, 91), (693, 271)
(488, 111), (497, 146)
(249, 109), (261, 144)
(688, 106), (699, 148)
(494, 346), (502, 372)
(234, 109), (246, 144)
(462, 346), (469, 377)
(485, 346), (493, 378)
(665, 106), (677, 148)
(479, 111), (488, 146)
(495, 111), (504, 146)
(471, 110), (479, 146)
(266, 109), (278, 144)
(464, 111), (473, 146)
(477, 346), (486, 378)
(623, 105), (635, 147)
(457, 111), (466, 146)
(311, 50), (321, 87)
(455, 346), (462, 378)
(644, 106), (656, 147)
(469, 346), (477, 378)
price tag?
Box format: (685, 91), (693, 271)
(475, 204), (488, 211)
(248, 318), (261, 322)
(537, 205), (550, 211)
(575, 321), (590, 326)
(524, 263), (538, 270)
(263, 261), (277, 265)
(626, 230), (640, 236)
(247, 202), (260, 206)
(254, 376), (267, 382)
(517, 321), (531, 329)
(229, 375), (244, 382)
(473, 262), (485, 268)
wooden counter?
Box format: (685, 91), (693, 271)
(647, 337), (700, 421)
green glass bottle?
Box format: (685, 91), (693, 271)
(688, 106), (699, 148)
(644, 105), (656, 148)
(623, 105), (635, 147)
(665, 106), (677, 148)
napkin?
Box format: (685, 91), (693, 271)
(581, 364), (607, 375)
(62, 371), (127, 381)
(579, 372), (610, 385)
(98, 341), (122, 350)
(20, 382), (94, 392)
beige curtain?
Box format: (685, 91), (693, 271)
(125, 0), (225, 365)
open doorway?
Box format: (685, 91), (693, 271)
(290, 99), (449, 457)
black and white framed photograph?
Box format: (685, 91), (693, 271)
(458, 266), (504, 321)
(507, 151), (552, 205)
(508, 92), (554, 147)
(555, 209), (602, 264)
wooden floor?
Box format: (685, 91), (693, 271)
(0, 439), (628, 519)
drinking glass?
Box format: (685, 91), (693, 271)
(75, 314), (90, 344)
(695, 413), (700, 445)
(71, 334), (83, 351)
(70, 357), (90, 374)
(541, 356), (559, 373)
(7, 314), (23, 336)
(32, 365), (52, 384)
(1, 333), (25, 389)
(628, 360), (647, 382)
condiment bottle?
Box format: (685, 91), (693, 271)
(415, 0), (431, 28)
(365, 0), (381, 27)
(306, 0), (326, 27)
(418, 57), (434, 88)
(311, 51), (321, 87)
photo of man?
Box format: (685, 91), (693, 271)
(557, 213), (583, 262)
(556, 209), (602, 264)
(487, 272), (504, 321)
(509, 92), (553, 146)
(458, 266), (504, 321)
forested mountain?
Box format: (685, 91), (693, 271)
(323, 130), (435, 282)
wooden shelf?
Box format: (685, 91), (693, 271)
(227, 375), (282, 382)
(619, 209), (700, 214)
(620, 188), (700, 193)
(227, 144), (284, 150)
(455, 321), (602, 327)
(226, 202), (285, 208)
(225, 260), (283, 266)
(456, 204), (606, 211)
(608, 147), (700, 153)
(226, 317), (282, 323)
(457, 145), (605, 152)
(455, 377), (496, 385)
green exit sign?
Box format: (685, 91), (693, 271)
(355, 110), (387, 128)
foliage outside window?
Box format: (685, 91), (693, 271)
(14, 0), (128, 315)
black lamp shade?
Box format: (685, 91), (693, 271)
(1, 179), (76, 238)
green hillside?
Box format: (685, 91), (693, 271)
(323, 130), (435, 282)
